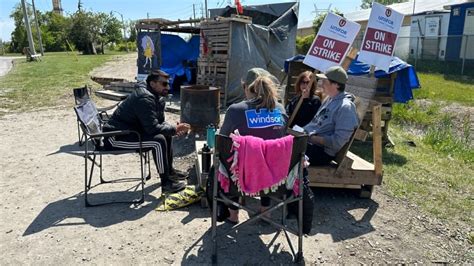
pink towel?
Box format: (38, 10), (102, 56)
(230, 134), (294, 195)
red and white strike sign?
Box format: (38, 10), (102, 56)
(358, 2), (404, 72)
(303, 12), (360, 72)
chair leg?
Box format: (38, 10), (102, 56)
(211, 162), (218, 264)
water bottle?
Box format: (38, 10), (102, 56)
(206, 124), (216, 149)
(201, 144), (212, 173)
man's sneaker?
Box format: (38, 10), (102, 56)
(162, 180), (186, 194)
(169, 169), (188, 181)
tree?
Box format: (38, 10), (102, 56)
(68, 11), (99, 54)
(360, 0), (408, 9)
(296, 34), (314, 55)
(40, 11), (71, 51)
(96, 12), (122, 54)
(313, 9), (344, 35)
(9, 4), (29, 53)
(127, 20), (137, 42)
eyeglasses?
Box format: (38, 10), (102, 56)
(161, 81), (169, 87)
(300, 80), (310, 85)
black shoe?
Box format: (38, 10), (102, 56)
(162, 180), (186, 194)
(169, 169), (188, 181)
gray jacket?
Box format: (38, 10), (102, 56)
(303, 92), (359, 156)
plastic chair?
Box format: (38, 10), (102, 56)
(73, 100), (150, 207)
(211, 133), (308, 264)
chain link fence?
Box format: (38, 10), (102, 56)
(353, 35), (474, 77)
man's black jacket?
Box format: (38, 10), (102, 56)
(103, 82), (176, 137)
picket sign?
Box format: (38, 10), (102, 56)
(358, 2), (405, 72)
(303, 12), (361, 72)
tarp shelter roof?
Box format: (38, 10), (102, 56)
(208, 2), (298, 105)
(284, 55), (420, 103)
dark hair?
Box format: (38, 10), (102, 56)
(294, 71), (317, 96)
(146, 70), (169, 86)
(329, 79), (345, 92)
(248, 76), (278, 111)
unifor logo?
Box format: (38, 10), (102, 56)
(339, 19), (346, 27)
(385, 8), (392, 17)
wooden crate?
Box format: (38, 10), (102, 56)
(197, 17), (251, 107)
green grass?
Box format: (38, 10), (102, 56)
(353, 72), (473, 226)
(0, 51), (122, 114)
(413, 73), (474, 106)
(351, 124), (473, 225)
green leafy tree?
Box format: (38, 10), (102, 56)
(313, 9), (344, 35)
(40, 11), (70, 51)
(296, 34), (314, 55)
(360, 0), (408, 9)
(69, 10), (101, 54)
(128, 20), (137, 42)
(9, 4), (30, 53)
(96, 12), (122, 54)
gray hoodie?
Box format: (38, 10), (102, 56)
(303, 92), (359, 156)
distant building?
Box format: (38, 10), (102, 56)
(296, 0), (471, 61)
(445, 1), (474, 61)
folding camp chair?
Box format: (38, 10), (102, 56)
(74, 100), (150, 207)
(73, 86), (119, 146)
(211, 134), (308, 263)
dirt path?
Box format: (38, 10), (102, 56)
(0, 54), (471, 264)
(0, 56), (23, 77)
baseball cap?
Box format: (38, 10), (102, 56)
(316, 66), (348, 85)
(244, 68), (279, 87)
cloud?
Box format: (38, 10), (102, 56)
(0, 19), (15, 42)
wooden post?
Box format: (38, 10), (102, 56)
(372, 104), (383, 178)
(341, 47), (358, 70)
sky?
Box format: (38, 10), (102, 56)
(0, 0), (362, 42)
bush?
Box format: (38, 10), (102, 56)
(296, 34), (314, 55)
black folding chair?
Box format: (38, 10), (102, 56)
(211, 134), (308, 264)
(73, 86), (119, 146)
(74, 100), (150, 207)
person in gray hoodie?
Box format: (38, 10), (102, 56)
(303, 66), (359, 166)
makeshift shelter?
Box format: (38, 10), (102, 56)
(198, 2), (299, 106)
(135, 18), (200, 92)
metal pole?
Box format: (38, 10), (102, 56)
(205, 0), (208, 19)
(193, 4), (196, 20)
(31, 0), (44, 55)
(461, 35), (467, 76)
(20, 0), (36, 56)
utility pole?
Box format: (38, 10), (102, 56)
(193, 4), (196, 20)
(204, 0), (208, 19)
(21, 0), (36, 56)
(31, 0), (44, 55)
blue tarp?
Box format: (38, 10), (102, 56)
(158, 34), (200, 91)
(284, 55), (420, 103)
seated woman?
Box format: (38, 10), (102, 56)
(219, 68), (288, 224)
(286, 71), (322, 128)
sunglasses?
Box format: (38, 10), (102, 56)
(160, 81), (169, 87)
(300, 80), (310, 85)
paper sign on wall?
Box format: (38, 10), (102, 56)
(358, 2), (404, 72)
(303, 12), (361, 72)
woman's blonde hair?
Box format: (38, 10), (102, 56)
(247, 76), (278, 111)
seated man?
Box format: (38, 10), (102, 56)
(102, 70), (190, 193)
(303, 66), (359, 166)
